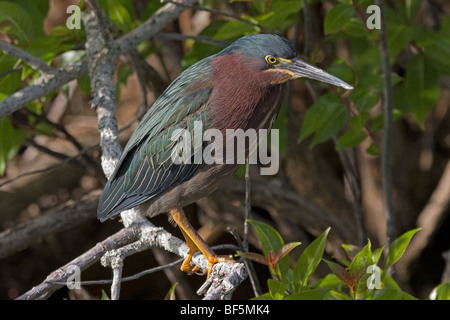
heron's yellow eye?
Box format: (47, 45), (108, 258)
(265, 55), (278, 65)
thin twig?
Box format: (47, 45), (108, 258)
(162, 0), (266, 32)
(0, 101), (152, 190)
(23, 109), (104, 177)
(0, 145), (98, 189)
(228, 227), (262, 297)
(302, 0), (312, 57)
(47, 244), (238, 287)
(111, 265), (123, 300)
(334, 141), (367, 246)
(305, 80), (367, 245)
(24, 138), (75, 162)
(376, 0), (396, 243)
(244, 159), (251, 252)
(156, 32), (230, 47)
(0, 41), (53, 74)
(352, 0), (368, 26)
(25, 109), (84, 150)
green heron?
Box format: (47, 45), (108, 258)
(97, 34), (352, 277)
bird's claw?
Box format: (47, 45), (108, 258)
(180, 253), (235, 278)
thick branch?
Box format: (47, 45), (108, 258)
(16, 226), (140, 300)
(82, 9), (121, 177)
(13, 201), (246, 300)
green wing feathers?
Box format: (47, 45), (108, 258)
(97, 59), (214, 221)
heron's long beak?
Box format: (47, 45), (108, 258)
(283, 57), (353, 90)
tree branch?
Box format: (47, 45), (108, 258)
(0, 59), (87, 117)
(82, 8), (121, 178)
(376, 0), (396, 243)
(0, 40), (53, 74)
(16, 226), (140, 300)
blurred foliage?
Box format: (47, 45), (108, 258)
(243, 219), (448, 300)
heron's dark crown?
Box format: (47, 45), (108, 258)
(217, 34), (297, 61)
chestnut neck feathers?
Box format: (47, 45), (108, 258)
(210, 51), (286, 132)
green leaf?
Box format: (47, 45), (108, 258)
(336, 129), (367, 150)
(348, 241), (374, 299)
(164, 282), (178, 300)
(404, 55), (441, 127)
(34, 122), (54, 136)
(252, 292), (272, 300)
(313, 273), (342, 289)
(299, 93), (348, 147)
(383, 273), (402, 290)
(100, 289), (110, 300)
(275, 242), (302, 263)
(0, 65), (22, 95)
(258, 0), (303, 30)
(0, 2), (34, 43)
(248, 219), (289, 279)
(432, 282), (450, 300)
(324, 290), (352, 300)
(326, 60), (356, 87)
(349, 240), (373, 277)
(141, 0), (165, 21)
(293, 228), (330, 292)
(267, 279), (288, 300)
(100, 0), (135, 32)
(341, 244), (360, 262)
(366, 143), (380, 156)
(213, 20), (259, 40)
(342, 18), (368, 38)
(12, 0), (47, 38)
(369, 288), (417, 300)
(349, 73), (383, 113)
(0, 117), (27, 175)
(77, 74), (91, 96)
(324, 4), (355, 34)
(324, 259), (351, 286)
(248, 220), (284, 257)
(419, 34), (450, 75)
(372, 246), (385, 264)
(385, 228), (420, 270)
(405, 0), (422, 22)
(235, 251), (268, 266)
(183, 20), (227, 69)
(386, 21), (413, 59)
(286, 287), (331, 300)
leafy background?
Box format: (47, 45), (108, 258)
(0, 0), (449, 299)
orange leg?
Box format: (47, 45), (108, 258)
(170, 208), (234, 278)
